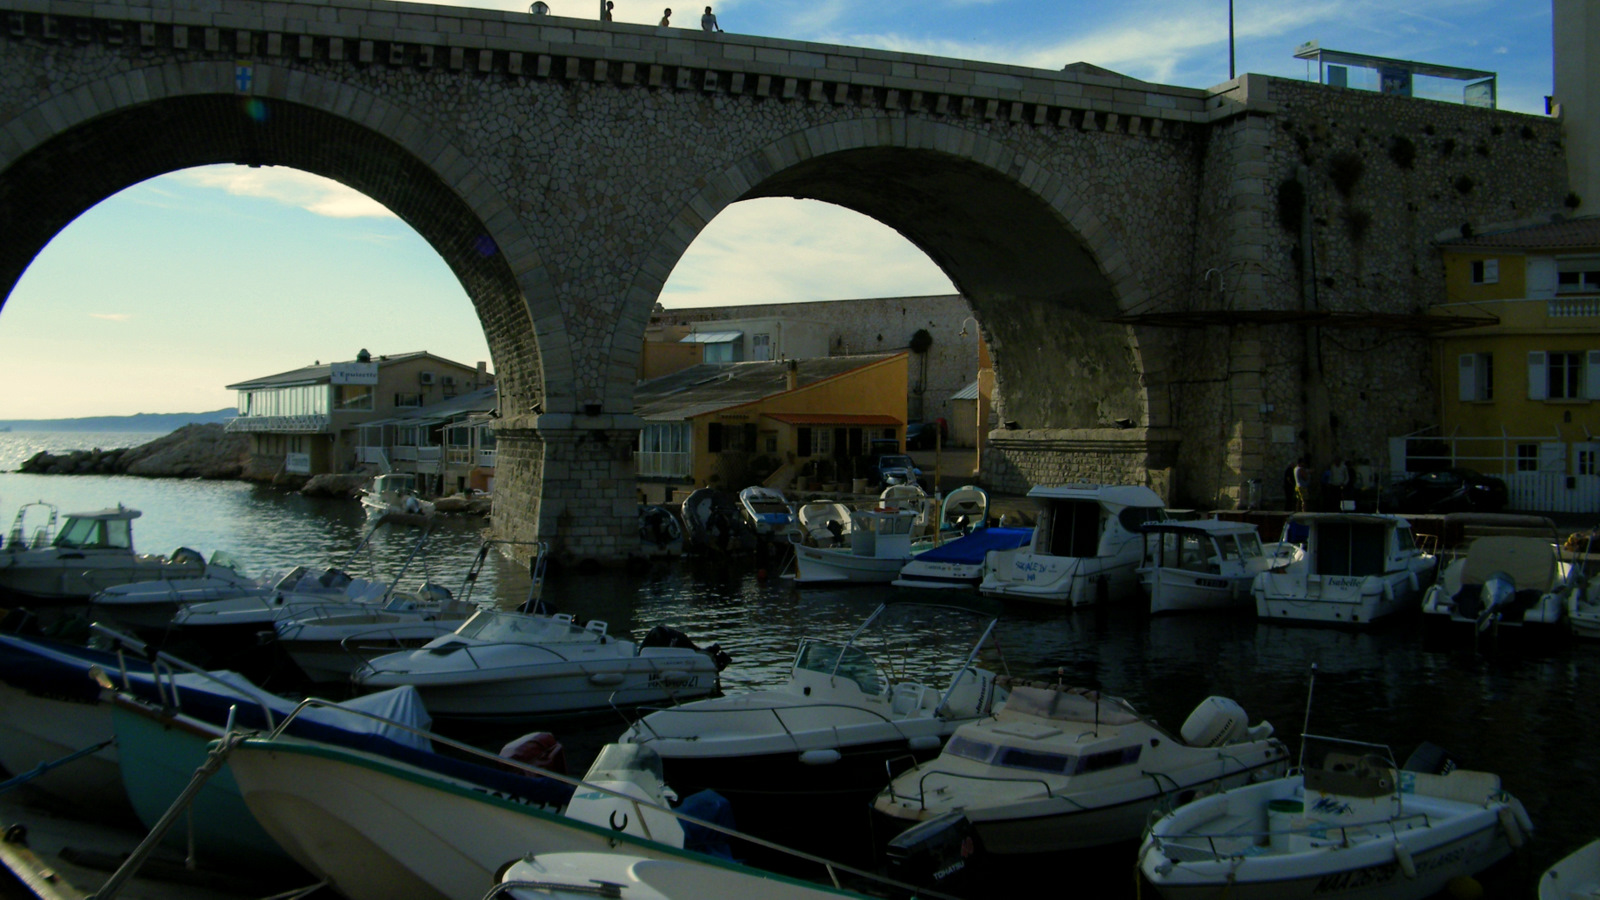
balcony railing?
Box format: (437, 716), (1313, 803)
(226, 415), (331, 433)
(1548, 295), (1600, 318)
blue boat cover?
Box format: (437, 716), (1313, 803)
(911, 527), (1033, 564)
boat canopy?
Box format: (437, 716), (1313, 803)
(913, 527), (1033, 565)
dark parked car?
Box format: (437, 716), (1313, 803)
(904, 421), (948, 450)
(1381, 467), (1509, 514)
(874, 453), (922, 488)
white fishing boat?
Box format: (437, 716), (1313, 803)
(350, 610), (726, 718)
(874, 682), (1287, 874)
(1421, 535), (1574, 637)
(618, 603), (1005, 846)
(0, 504), (233, 604)
(738, 486), (795, 535)
(1139, 735), (1533, 900)
(978, 484), (1168, 606)
(1539, 838), (1600, 899)
(1569, 589), (1600, 641)
(360, 472), (435, 523)
(494, 851), (871, 899)
(680, 488), (754, 553)
(90, 560), (294, 631)
(1253, 513), (1437, 626)
(273, 603), (478, 682)
(795, 501), (853, 546)
(228, 711), (912, 900)
(788, 506), (924, 584)
(1139, 519), (1291, 614)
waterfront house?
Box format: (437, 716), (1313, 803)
(226, 350), (493, 485)
(633, 352), (909, 503)
(354, 386), (499, 497)
(1417, 216), (1600, 511)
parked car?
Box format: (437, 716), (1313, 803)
(1382, 467), (1509, 513)
(874, 453), (922, 488)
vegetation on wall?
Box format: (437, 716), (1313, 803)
(1388, 135), (1416, 169)
(1327, 151), (1364, 198)
(1277, 178), (1306, 233)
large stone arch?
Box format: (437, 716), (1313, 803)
(617, 118), (1163, 433)
(0, 61), (558, 421)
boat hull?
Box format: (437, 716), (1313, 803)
(1255, 571), (1428, 627)
(791, 544), (910, 584)
(1145, 569), (1254, 615)
(229, 740), (695, 900)
(109, 698), (298, 869)
(0, 681), (127, 817)
(358, 658), (718, 719)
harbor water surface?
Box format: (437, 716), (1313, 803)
(0, 432), (1590, 898)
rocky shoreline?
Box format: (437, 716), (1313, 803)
(15, 424), (491, 514)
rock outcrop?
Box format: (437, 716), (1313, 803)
(301, 473), (370, 498)
(18, 424), (248, 478)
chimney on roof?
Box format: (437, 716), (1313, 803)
(786, 359), (799, 392)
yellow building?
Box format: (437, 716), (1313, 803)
(634, 352), (909, 502)
(1429, 217), (1600, 511)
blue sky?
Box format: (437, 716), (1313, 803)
(0, 0), (1557, 419)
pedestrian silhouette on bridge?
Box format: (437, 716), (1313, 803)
(659, 8), (672, 26)
(702, 5), (722, 31)
(529, 1), (549, 13)
(602, 1), (613, 21)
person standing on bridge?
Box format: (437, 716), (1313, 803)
(659, 7), (671, 25)
(601, 1), (613, 21)
(702, 5), (722, 31)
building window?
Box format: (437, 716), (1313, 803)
(1579, 446), (1598, 477)
(752, 333), (772, 361)
(1557, 257), (1600, 293)
(637, 423), (691, 477)
(1517, 443), (1538, 472)
(395, 393), (423, 408)
(1470, 259), (1499, 284)
(1528, 351), (1600, 401)
(334, 384), (374, 411)
(1549, 351), (1584, 399)
(814, 427), (833, 457)
(1458, 353), (1492, 401)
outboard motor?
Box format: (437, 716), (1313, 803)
(1181, 696), (1250, 747)
(1477, 570), (1517, 632)
(1401, 741), (1458, 776)
(885, 811), (981, 887)
(639, 624), (732, 671)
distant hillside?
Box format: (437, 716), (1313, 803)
(0, 409), (234, 433)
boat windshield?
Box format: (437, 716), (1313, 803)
(455, 610), (593, 645)
(794, 640), (884, 696)
(1219, 531), (1264, 561)
(53, 516), (131, 550)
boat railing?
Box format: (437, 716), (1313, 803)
(1147, 810), (1437, 862)
(89, 622), (283, 731)
(625, 700), (903, 745)
(257, 697), (961, 900)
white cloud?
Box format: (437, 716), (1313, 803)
(88, 313), (133, 322)
(173, 167), (397, 220)
(661, 198), (954, 307)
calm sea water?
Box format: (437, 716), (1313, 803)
(0, 431), (1589, 897)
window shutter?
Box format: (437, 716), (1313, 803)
(1458, 354), (1478, 401)
(1528, 351), (1548, 400)
(797, 427), (812, 457)
(707, 422), (723, 453)
(1588, 351), (1600, 400)
(743, 423), (757, 452)
(1483, 259), (1499, 284)
(1528, 257), (1557, 300)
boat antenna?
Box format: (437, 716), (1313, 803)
(1297, 662), (1318, 772)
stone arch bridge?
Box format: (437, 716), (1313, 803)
(0, 0), (1568, 563)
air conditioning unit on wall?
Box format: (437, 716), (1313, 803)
(419, 372), (435, 385)
(441, 375), (455, 386)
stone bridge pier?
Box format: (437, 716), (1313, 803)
(0, 0), (1569, 565)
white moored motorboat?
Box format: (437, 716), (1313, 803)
(892, 485), (1030, 590)
(738, 486), (795, 535)
(360, 472), (435, 524)
(978, 484), (1167, 606)
(494, 851), (871, 900)
(1539, 838), (1600, 899)
(874, 682), (1288, 878)
(618, 603), (1004, 846)
(1139, 735), (1533, 900)
(1421, 535), (1574, 637)
(788, 506), (924, 584)
(0, 504), (235, 605)
(1253, 513), (1437, 626)
(1139, 519), (1292, 615)
(351, 610), (726, 719)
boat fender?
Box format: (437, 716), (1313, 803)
(588, 672), (626, 686)
(1407, 571), (1420, 592)
(798, 749), (842, 766)
(1497, 806), (1525, 848)
(1393, 841), (1417, 878)
(907, 735), (942, 752)
(1383, 580), (1396, 602)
